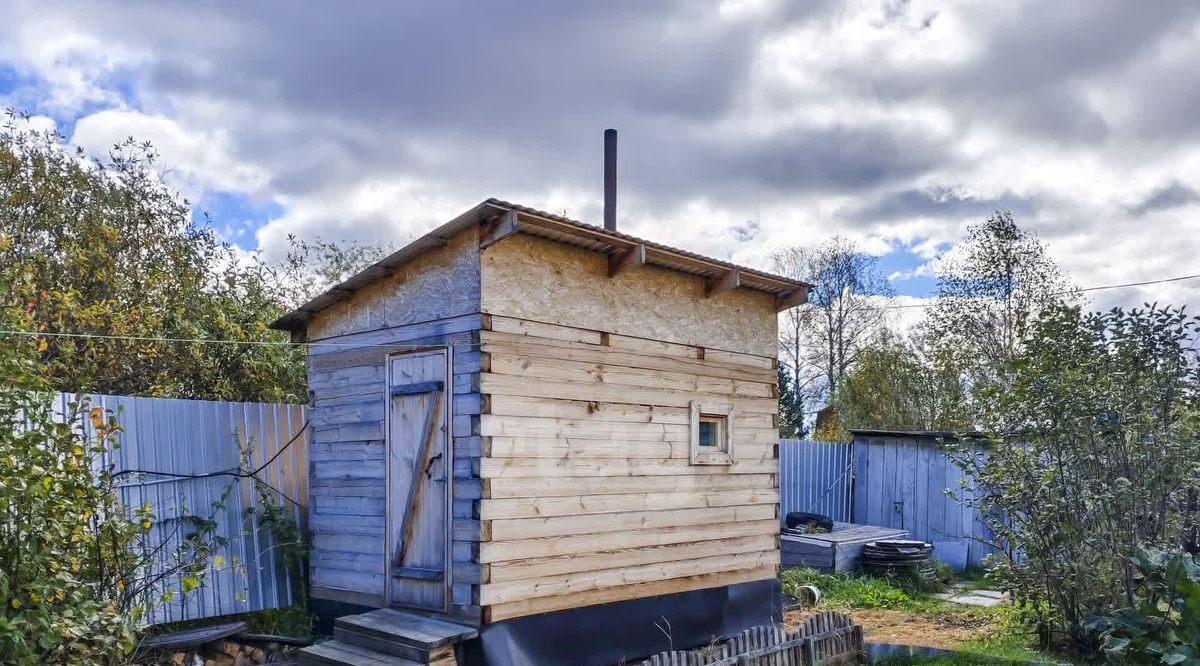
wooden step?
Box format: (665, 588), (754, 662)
(332, 609), (477, 664)
(335, 609), (477, 648)
(297, 639), (419, 666)
(334, 626), (450, 663)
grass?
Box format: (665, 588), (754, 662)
(780, 565), (959, 614)
(780, 567), (1067, 664)
(872, 656), (1049, 665)
(143, 603), (313, 640)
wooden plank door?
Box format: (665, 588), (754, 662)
(387, 349), (450, 611)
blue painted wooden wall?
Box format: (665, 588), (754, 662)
(849, 433), (1000, 570)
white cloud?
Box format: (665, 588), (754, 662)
(71, 109), (270, 201)
(888, 264), (934, 282)
(0, 0), (1198, 312)
(0, 16), (146, 114)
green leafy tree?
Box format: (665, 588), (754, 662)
(0, 277), (130, 662)
(951, 304), (1200, 656)
(836, 330), (968, 434)
(777, 365), (806, 439)
(0, 111), (385, 402)
(928, 210), (1075, 404)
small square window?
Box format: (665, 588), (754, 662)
(690, 401), (734, 465)
(698, 416), (722, 448)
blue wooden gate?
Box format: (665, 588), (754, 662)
(850, 432), (999, 570)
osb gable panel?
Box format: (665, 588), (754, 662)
(308, 227), (481, 340)
(480, 234), (778, 357)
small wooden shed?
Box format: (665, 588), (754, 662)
(272, 199), (810, 664)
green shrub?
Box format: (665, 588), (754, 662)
(0, 339), (143, 663)
(1088, 550), (1200, 665)
(951, 305), (1200, 655)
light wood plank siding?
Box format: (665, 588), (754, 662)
(477, 317), (781, 622)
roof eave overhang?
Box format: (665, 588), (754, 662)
(270, 199), (812, 334)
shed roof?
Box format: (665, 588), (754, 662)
(270, 198), (812, 333)
(849, 429), (987, 441)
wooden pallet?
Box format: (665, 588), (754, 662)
(640, 611), (864, 665)
(782, 523), (909, 572)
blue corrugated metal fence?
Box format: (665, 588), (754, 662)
(851, 434), (999, 569)
(42, 392), (308, 625)
(779, 439), (853, 523)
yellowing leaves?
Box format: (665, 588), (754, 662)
(181, 575), (200, 594)
(89, 407), (104, 429)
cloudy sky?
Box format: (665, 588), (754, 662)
(2, 0), (1199, 316)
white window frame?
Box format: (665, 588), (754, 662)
(690, 401), (735, 465)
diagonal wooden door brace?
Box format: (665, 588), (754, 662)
(392, 381), (444, 568)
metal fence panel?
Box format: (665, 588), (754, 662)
(779, 439), (852, 523)
(37, 392), (308, 625)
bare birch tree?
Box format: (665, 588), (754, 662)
(773, 237), (894, 414)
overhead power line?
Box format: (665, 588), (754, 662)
(865, 271), (1200, 311)
(1076, 272), (1200, 293)
(0, 272), (1196, 345)
(0, 328), (484, 349)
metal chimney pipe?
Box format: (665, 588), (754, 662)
(603, 128), (617, 231)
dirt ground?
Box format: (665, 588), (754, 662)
(784, 608), (994, 650)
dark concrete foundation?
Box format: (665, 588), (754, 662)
(460, 578), (783, 666)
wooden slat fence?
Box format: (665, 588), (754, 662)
(640, 611), (864, 665)
(40, 392), (308, 625)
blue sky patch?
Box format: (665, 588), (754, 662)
(875, 245), (938, 298)
(192, 191), (284, 249)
